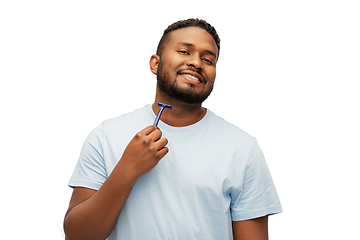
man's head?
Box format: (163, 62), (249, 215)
(156, 18), (220, 60)
(150, 19), (220, 105)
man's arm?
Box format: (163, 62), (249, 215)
(63, 126), (168, 240)
(232, 215), (269, 240)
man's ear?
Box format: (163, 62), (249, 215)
(150, 54), (160, 75)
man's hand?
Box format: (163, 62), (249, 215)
(120, 125), (169, 177)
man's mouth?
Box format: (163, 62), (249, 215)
(180, 73), (203, 85)
(178, 70), (205, 84)
(182, 74), (200, 82)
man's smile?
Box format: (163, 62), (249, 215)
(182, 74), (199, 82)
(178, 70), (205, 84)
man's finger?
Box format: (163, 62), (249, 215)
(148, 128), (163, 142)
(154, 137), (168, 150)
(157, 146), (169, 159)
(136, 126), (158, 138)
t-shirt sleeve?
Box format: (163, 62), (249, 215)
(230, 139), (282, 221)
(68, 123), (108, 191)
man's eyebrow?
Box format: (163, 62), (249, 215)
(176, 42), (217, 58)
(177, 42), (194, 47)
(204, 49), (217, 58)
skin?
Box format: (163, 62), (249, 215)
(64, 26), (268, 240)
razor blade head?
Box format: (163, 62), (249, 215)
(158, 102), (172, 109)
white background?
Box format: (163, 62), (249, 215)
(1, 0), (359, 239)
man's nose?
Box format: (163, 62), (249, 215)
(186, 54), (202, 70)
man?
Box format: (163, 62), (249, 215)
(64, 18), (282, 240)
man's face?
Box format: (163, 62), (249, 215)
(155, 27), (218, 104)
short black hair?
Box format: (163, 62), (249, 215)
(156, 18), (221, 59)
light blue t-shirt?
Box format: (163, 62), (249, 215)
(69, 104), (282, 239)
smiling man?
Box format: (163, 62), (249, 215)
(64, 19), (282, 240)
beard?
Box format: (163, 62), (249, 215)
(156, 60), (213, 104)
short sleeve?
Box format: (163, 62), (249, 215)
(68, 123), (108, 191)
(230, 139), (282, 221)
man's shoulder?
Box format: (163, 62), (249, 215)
(86, 105), (149, 140)
(102, 104), (149, 126)
(207, 110), (256, 143)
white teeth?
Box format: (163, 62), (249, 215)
(182, 74), (199, 81)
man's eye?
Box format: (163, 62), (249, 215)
(178, 50), (189, 55)
(203, 58), (213, 65)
